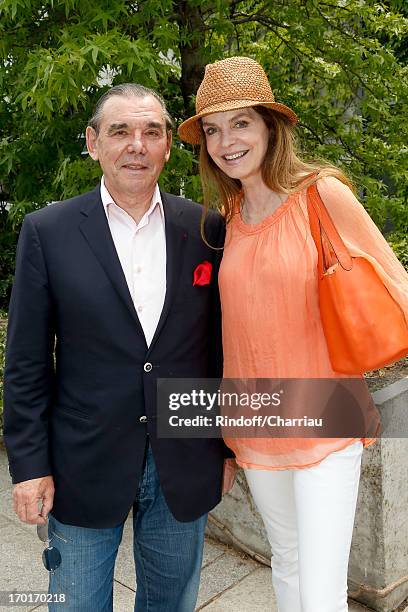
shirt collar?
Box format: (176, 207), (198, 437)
(100, 176), (164, 222)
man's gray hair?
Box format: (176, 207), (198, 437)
(88, 83), (174, 134)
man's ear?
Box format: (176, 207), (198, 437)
(86, 126), (99, 161)
(165, 130), (172, 163)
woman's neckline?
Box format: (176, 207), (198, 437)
(234, 191), (297, 233)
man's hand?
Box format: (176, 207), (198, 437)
(12, 476), (55, 525)
(222, 459), (238, 496)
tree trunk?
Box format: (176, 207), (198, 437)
(175, 1), (207, 118)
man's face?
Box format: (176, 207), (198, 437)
(86, 94), (172, 199)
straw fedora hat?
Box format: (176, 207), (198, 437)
(178, 56), (298, 145)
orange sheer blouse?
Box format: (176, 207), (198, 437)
(219, 176), (408, 470)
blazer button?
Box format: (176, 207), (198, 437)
(139, 416), (147, 423)
(144, 362), (153, 372)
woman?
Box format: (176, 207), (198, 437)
(178, 57), (408, 612)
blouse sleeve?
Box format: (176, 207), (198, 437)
(313, 176), (408, 323)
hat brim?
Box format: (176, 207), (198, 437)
(178, 99), (298, 145)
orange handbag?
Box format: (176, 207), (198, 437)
(307, 182), (408, 374)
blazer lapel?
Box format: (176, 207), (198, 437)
(147, 191), (186, 354)
(78, 187), (146, 337)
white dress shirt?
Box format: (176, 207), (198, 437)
(100, 177), (166, 347)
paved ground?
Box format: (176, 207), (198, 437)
(0, 446), (397, 612)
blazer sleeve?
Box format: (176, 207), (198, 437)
(315, 176), (408, 324)
(4, 214), (55, 483)
(204, 211), (235, 458)
(204, 210), (225, 380)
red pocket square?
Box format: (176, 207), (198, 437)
(193, 261), (212, 286)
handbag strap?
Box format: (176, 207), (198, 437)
(306, 182), (353, 273)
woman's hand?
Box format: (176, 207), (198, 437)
(222, 459), (238, 495)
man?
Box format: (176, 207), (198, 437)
(4, 84), (231, 611)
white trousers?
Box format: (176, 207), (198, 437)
(244, 441), (363, 612)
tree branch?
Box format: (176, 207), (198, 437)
(298, 122), (325, 145)
(315, 5), (357, 40)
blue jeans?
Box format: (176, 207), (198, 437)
(48, 446), (207, 611)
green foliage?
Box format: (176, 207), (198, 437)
(1, 0), (408, 308)
(0, 207), (18, 308)
(388, 233), (408, 269)
(53, 156), (103, 200)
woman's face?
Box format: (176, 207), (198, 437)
(202, 107), (270, 184)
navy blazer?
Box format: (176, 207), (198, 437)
(4, 185), (229, 527)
